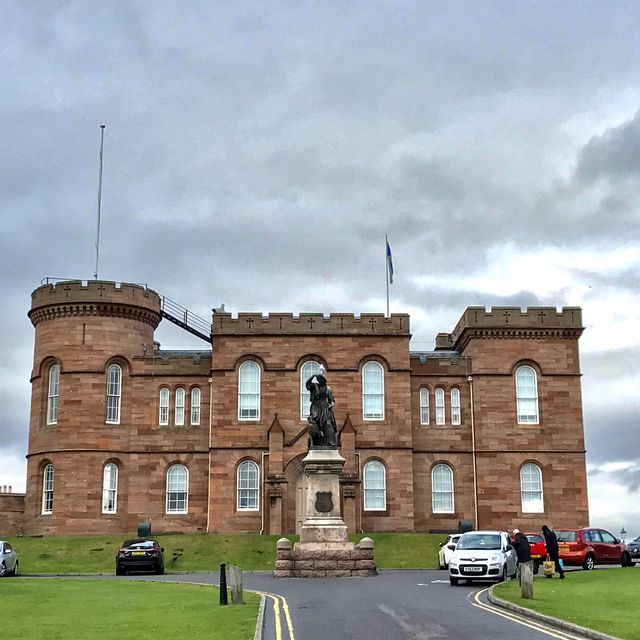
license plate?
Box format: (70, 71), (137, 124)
(132, 551), (146, 556)
(465, 566), (483, 572)
(559, 546), (569, 552)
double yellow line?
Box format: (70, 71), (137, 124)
(472, 587), (587, 639)
(262, 591), (295, 640)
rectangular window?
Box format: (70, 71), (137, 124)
(159, 389), (169, 426)
(420, 389), (429, 425)
(435, 388), (445, 425)
(190, 388), (201, 426)
(175, 388), (185, 426)
(47, 365), (60, 425)
(451, 388), (461, 425)
(106, 365), (121, 424)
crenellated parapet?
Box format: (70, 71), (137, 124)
(29, 280), (162, 329)
(451, 306), (583, 351)
(212, 311), (410, 336)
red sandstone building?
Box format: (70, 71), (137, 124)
(2, 279), (590, 536)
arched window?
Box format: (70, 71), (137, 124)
(516, 365), (539, 424)
(166, 464), (188, 514)
(432, 464), (454, 513)
(175, 388), (185, 426)
(190, 388), (201, 426)
(363, 460), (386, 510)
(520, 463), (544, 512)
(42, 464), (54, 515)
(435, 388), (445, 425)
(300, 361), (321, 418)
(106, 364), (122, 424)
(102, 463), (118, 514)
(47, 364), (60, 425)
(420, 388), (429, 425)
(362, 361), (384, 420)
(450, 388), (461, 425)
(159, 388), (169, 426)
(238, 361), (260, 420)
(237, 460), (259, 511)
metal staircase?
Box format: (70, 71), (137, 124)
(160, 296), (211, 343)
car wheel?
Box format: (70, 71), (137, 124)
(449, 576), (459, 586)
(116, 564), (125, 576)
(583, 553), (595, 570)
(155, 563), (164, 575)
(621, 553), (631, 567)
(498, 565), (507, 582)
(11, 561), (18, 577)
(0, 562), (6, 578)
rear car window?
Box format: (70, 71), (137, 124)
(526, 535), (543, 543)
(556, 531), (576, 542)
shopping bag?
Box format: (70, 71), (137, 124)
(543, 556), (555, 576)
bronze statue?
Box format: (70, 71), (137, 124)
(306, 365), (338, 448)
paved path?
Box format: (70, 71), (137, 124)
(134, 569), (600, 640)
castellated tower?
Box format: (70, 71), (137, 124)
(23, 280), (211, 535)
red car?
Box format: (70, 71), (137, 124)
(523, 532), (547, 572)
(555, 527), (632, 570)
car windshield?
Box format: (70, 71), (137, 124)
(556, 531), (576, 542)
(123, 540), (155, 549)
(456, 534), (502, 550)
(526, 534), (543, 543)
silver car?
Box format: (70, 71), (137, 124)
(0, 541), (18, 577)
(448, 530), (517, 585)
(438, 534), (461, 569)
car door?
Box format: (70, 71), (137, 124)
(598, 529), (618, 563)
(503, 533), (517, 575)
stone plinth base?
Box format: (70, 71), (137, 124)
(274, 537), (377, 578)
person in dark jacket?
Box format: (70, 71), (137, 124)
(542, 524), (565, 578)
(512, 529), (533, 585)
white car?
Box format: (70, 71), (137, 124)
(0, 541), (18, 577)
(438, 534), (461, 569)
(448, 530), (517, 585)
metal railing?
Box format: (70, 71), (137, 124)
(160, 296), (211, 343)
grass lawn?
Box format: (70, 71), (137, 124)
(494, 569), (640, 640)
(1, 579), (260, 640)
(6, 532), (444, 573)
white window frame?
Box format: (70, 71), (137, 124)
(159, 388), (169, 426)
(435, 388), (445, 425)
(175, 388), (185, 426)
(106, 364), (122, 424)
(237, 460), (259, 511)
(101, 463), (118, 514)
(520, 463), (544, 513)
(190, 387), (201, 426)
(300, 361), (321, 419)
(238, 361), (260, 421)
(419, 388), (429, 425)
(432, 464), (454, 513)
(450, 388), (461, 425)
(516, 365), (539, 424)
(362, 361), (384, 420)
(47, 364), (60, 425)
(363, 460), (386, 511)
(166, 464), (189, 514)
(42, 463), (54, 515)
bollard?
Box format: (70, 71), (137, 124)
(219, 563), (228, 606)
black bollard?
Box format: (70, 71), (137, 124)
(219, 563), (228, 606)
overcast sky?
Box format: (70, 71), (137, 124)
(2, 1), (639, 540)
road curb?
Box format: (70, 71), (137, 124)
(488, 586), (621, 640)
(253, 594), (266, 640)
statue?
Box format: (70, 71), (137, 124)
(306, 365), (338, 448)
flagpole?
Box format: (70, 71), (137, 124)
(385, 235), (390, 318)
(94, 124), (106, 280)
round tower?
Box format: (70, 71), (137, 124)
(24, 280), (161, 535)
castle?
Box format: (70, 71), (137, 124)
(2, 279), (589, 536)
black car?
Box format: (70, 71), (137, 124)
(628, 536), (640, 565)
(116, 539), (164, 575)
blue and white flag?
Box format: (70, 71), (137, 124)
(386, 238), (394, 284)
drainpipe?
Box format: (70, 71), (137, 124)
(468, 375), (479, 530)
(260, 452), (269, 535)
(206, 374), (213, 534)
(355, 451), (363, 533)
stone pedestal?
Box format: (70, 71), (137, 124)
(274, 448), (376, 578)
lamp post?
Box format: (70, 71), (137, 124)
(620, 527), (627, 543)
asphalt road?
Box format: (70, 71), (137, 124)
(130, 569), (598, 640)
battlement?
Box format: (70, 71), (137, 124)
(29, 280), (162, 327)
(451, 306), (583, 346)
(212, 311), (410, 336)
